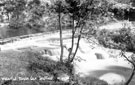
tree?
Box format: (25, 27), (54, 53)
(57, 1), (64, 63)
(65, 0), (95, 63)
(49, 0), (66, 63)
(1, 0), (27, 21)
(25, 0), (46, 32)
(65, 0), (112, 63)
(0, 0), (46, 33)
(50, 0), (112, 84)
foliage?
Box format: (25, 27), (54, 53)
(26, 51), (73, 81)
(97, 26), (135, 85)
(1, 0), (26, 22)
(0, 0), (118, 84)
(97, 27), (135, 52)
(61, 0), (112, 63)
(0, 0), (46, 33)
(48, 0), (113, 84)
(25, 0), (46, 32)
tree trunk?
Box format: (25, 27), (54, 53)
(6, 12), (9, 22)
(68, 13), (75, 62)
(70, 25), (83, 63)
(59, 3), (63, 63)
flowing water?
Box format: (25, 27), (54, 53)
(0, 28), (134, 84)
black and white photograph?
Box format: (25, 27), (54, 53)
(0, 0), (135, 85)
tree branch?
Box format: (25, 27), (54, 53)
(121, 51), (135, 85)
(121, 51), (135, 66)
(70, 24), (84, 63)
(69, 0), (95, 63)
(125, 67), (135, 85)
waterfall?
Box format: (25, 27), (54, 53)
(41, 47), (69, 61)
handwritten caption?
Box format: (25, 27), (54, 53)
(1, 76), (52, 81)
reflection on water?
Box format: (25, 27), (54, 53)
(89, 66), (131, 78)
(88, 66), (135, 85)
(0, 26), (41, 39)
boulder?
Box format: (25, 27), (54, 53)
(95, 53), (105, 59)
(58, 74), (69, 82)
(93, 48), (110, 59)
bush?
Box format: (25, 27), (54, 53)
(97, 27), (135, 52)
(26, 51), (72, 81)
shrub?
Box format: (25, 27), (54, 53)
(26, 51), (72, 81)
(97, 27), (135, 52)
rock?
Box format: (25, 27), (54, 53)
(95, 53), (105, 59)
(42, 55), (59, 61)
(99, 73), (126, 85)
(93, 48), (110, 59)
(73, 47), (111, 77)
(58, 74), (69, 82)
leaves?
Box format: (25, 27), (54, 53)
(97, 27), (135, 52)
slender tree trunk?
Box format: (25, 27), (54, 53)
(53, 73), (58, 82)
(58, 3), (63, 63)
(6, 12), (9, 22)
(125, 67), (135, 85)
(68, 14), (75, 62)
(70, 25), (83, 63)
(67, 14), (75, 85)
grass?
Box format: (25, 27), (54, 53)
(0, 48), (71, 84)
(0, 50), (27, 78)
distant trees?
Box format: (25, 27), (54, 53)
(0, 0), (26, 21)
(0, 0), (46, 32)
(130, 0), (135, 6)
(25, 0), (46, 31)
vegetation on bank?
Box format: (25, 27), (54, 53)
(0, 49), (108, 85)
(97, 26), (135, 85)
(0, 0), (135, 85)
